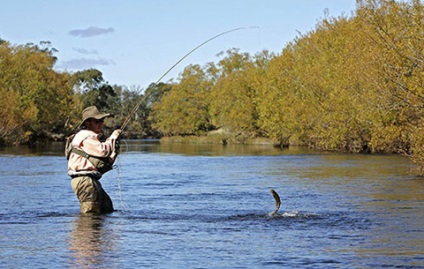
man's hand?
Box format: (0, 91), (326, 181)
(112, 129), (122, 138)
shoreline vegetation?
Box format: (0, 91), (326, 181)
(1, 0), (423, 173)
(161, 129), (279, 146)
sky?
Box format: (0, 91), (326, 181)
(1, 0), (357, 90)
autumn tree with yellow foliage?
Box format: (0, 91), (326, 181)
(0, 40), (74, 144)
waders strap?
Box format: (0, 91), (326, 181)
(70, 147), (113, 174)
(71, 147), (91, 159)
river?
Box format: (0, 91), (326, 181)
(0, 140), (423, 268)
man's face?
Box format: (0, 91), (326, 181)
(86, 118), (104, 134)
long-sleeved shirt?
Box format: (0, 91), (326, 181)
(68, 129), (119, 179)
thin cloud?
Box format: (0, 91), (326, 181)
(68, 26), (114, 38)
(73, 47), (98, 55)
(56, 57), (114, 70)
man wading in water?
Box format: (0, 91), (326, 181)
(67, 106), (121, 214)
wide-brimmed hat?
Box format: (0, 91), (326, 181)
(80, 106), (110, 127)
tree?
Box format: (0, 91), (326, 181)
(0, 41), (73, 143)
(210, 49), (270, 136)
(150, 64), (213, 135)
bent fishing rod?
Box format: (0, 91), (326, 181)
(120, 26), (258, 131)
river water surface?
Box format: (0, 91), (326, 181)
(0, 140), (423, 268)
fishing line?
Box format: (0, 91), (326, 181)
(114, 139), (129, 211)
(115, 162), (126, 211)
(120, 26), (259, 131)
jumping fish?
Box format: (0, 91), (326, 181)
(269, 189), (281, 217)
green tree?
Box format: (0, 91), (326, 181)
(210, 49), (271, 137)
(150, 64), (213, 135)
(113, 83), (171, 138)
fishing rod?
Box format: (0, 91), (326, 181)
(120, 26), (258, 131)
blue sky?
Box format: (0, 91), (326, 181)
(1, 1), (357, 90)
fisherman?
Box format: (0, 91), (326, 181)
(67, 106), (121, 214)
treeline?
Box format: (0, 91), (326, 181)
(150, 0), (424, 168)
(0, 38), (169, 145)
(1, 0), (423, 170)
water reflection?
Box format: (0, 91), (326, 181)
(120, 139), (320, 156)
(0, 139), (324, 157)
(0, 141), (65, 156)
(68, 215), (117, 269)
